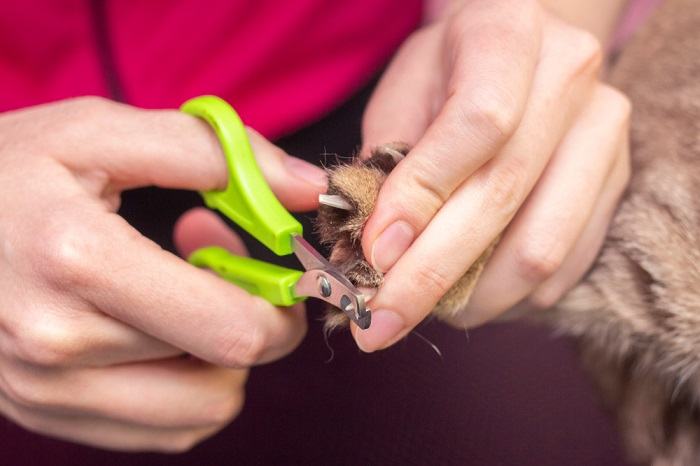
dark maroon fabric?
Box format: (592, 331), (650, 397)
(0, 83), (629, 466)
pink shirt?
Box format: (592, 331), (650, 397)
(612, 0), (664, 51)
(0, 0), (422, 138)
(0, 1), (660, 138)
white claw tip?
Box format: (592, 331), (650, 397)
(319, 194), (352, 210)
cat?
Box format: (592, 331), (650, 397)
(315, 0), (700, 463)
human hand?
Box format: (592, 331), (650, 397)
(354, 0), (631, 351)
(0, 97), (327, 451)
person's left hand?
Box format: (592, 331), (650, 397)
(353, 0), (631, 351)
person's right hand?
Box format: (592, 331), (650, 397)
(0, 97), (328, 451)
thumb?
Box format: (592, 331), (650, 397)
(48, 98), (326, 212)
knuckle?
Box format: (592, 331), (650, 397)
(563, 28), (603, 77)
(34, 219), (99, 289)
(54, 96), (113, 130)
(455, 95), (519, 144)
(513, 238), (564, 284)
(13, 317), (82, 367)
(480, 162), (525, 218)
(216, 319), (267, 368)
(414, 264), (454, 301)
(48, 97), (127, 148)
(400, 164), (450, 215)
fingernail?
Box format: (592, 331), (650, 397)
(284, 157), (328, 189)
(355, 309), (405, 352)
(370, 221), (414, 272)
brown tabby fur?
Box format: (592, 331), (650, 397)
(316, 143), (498, 329)
(315, 0), (700, 463)
(551, 0), (700, 463)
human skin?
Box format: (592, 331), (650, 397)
(0, 97), (327, 451)
(352, 0), (632, 351)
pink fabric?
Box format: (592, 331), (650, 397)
(612, 0), (664, 50)
(0, 0), (421, 138)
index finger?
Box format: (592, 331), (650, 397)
(361, 0), (543, 268)
(30, 96), (326, 212)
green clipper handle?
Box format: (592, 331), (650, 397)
(189, 247), (304, 306)
(180, 95), (303, 255)
(181, 96), (305, 307)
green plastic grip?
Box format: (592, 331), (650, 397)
(180, 96), (303, 256)
(189, 247), (304, 306)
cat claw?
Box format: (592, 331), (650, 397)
(319, 194), (352, 210)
